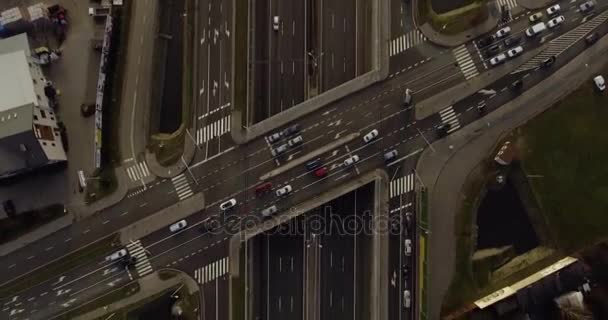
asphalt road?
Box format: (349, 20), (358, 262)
(3, 1), (608, 319)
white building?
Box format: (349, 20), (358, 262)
(0, 33), (66, 180)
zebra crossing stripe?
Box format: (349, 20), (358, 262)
(439, 106), (461, 132)
(389, 174), (415, 198)
(452, 45), (479, 80)
(497, 0), (518, 10)
(194, 257), (230, 285)
(172, 174), (193, 200)
(126, 162), (150, 182)
(126, 240), (153, 277)
(389, 30), (427, 57)
(196, 115), (232, 145)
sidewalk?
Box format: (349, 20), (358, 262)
(73, 270), (199, 320)
(416, 31), (608, 320)
(414, 0), (499, 47)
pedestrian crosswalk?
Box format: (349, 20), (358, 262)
(496, 0), (518, 11)
(390, 174), (415, 198)
(126, 240), (153, 278)
(514, 9), (608, 73)
(172, 173), (193, 201)
(452, 45), (479, 80)
(194, 257), (229, 285)
(439, 106), (461, 133)
(196, 115), (231, 145)
(389, 30), (427, 56)
(126, 161), (150, 182)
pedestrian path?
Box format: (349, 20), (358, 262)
(194, 257), (229, 285)
(439, 106), (461, 133)
(496, 0), (518, 11)
(389, 30), (427, 56)
(389, 174), (415, 198)
(196, 115), (231, 145)
(126, 240), (153, 278)
(452, 45), (479, 80)
(125, 161), (150, 182)
(171, 173), (194, 201)
(514, 9), (608, 73)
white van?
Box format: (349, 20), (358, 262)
(525, 22), (546, 37)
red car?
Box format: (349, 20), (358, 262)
(314, 167), (328, 178)
(255, 182), (272, 196)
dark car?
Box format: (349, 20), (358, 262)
(436, 123), (451, 137)
(541, 56), (556, 69)
(484, 44), (500, 58)
(306, 159), (322, 171)
(254, 182), (273, 196)
(478, 36), (494, 47)
(585, 32), (598, 45)
(314, 167), (328, 178)
(2, 200), (16, 217)
(511, 79), (523, 90)
(477, 103), (487, 114)
(504, 35), (521, 47)
(282, 124), (300, 137)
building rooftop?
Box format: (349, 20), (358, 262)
(0, 50), (38, 113)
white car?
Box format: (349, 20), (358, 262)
(404, 239), (412, 256)
(275, 184), (293, 197)
(271, 144), (288, 157)
(220, 198), (237, 211)
(262, 205), (278, 217)
(489, 53), (507, 66)
(546, 4), (560, 16)
(267, 132), (281, 143)
(547, 15), (565, 28)
(580, 1), (595, 13)
(169, 219), (188, 233)
(363, 129), (379, 143)
(494, 26), (511, 39)
(403, 290), (411, 308)
(287, 135), (303, 147)
(506, 46), (523, 58)
(272, 16), (280, 31)
(106, 249), (128, 262)
(529, 12), (543, 22)
(594, 75), (605, 91)
(343, 155), (360, 167)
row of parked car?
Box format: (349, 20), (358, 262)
(268, 124), (302, 156)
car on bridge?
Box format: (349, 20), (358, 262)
(363, 129), (379, 143)
(271, 144), (288, 157)
(580, 1), (595, 13)
(546, 4), (560, 16)
(494, 26), (511, 39)
(547, 15), (565, 28)
(275, 185), (293, 197)
(344, 155), (360, 167)
(106, 249), (128, 262)
(220, 198), (237, 211)
(314, 166), (328, 177)
(506, 46), (523, 58)
(384, 150), (398, 162)
(169, 219), (188, 233)
(489, 53), (507, 66)
(287, 135), (303, 147)
(262, 205), (278, 217)
(255, 182), (273, 197)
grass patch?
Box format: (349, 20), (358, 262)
(417, 0), (489, 35)
(56, 281), (140, 320)
(149, 125), (186, 166)
(0, 234), (119, 299)
(440, 162), (489, 314)
(517, 65), (608, 252)
(0, 204), (66, 245)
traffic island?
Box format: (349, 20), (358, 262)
(414, 0), (498, 47)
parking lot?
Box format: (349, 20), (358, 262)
(0, 0), (104, 218)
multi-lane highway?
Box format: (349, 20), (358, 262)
(3, 0), (608, 319)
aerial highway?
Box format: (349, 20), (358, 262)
(2, 0), (608, 319)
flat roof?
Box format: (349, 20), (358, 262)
(0, 50), (37, 113)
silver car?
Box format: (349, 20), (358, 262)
(262, 205), (278, 217)
(271, 144), (288, 156)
